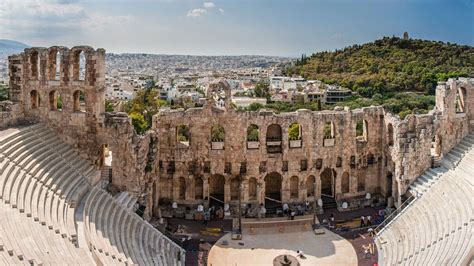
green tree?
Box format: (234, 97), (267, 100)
(129, 112), (148, 135)
(247, 124), (259, 141)
(288, 123), (301, 140)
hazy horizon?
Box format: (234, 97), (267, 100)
(1, 0), (473, 57)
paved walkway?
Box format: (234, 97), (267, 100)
(208, 229), (357, 266)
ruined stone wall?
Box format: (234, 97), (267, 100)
(5, 46), (474, 214)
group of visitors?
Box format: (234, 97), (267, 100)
(360, 215), (372, 227)
(281, 201), (311, 219)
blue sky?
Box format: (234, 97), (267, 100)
(0, 0), (472, 56)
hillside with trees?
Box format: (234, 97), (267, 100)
(287, 36), (473, 96)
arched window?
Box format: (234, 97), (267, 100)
(356, 120), (368, 142)
(289, 122), (302, 148)
(306, 175), (315, 197)
(211, 124), (225, 142)
(290, 176), (299, 199)
(49, 90), (62, 111)
(30, 90), (40, 109)
(455, 87), (467, 113)
(73, 90), (85, 112)
(248, 178), (257, 200)
(49, 50), (61, 80)
(176, 125), (190, 146)
(323, 122), (335, 147)
(266, 124), (282, 153)
(73, 50), (86, 81)
(230, 178), (240, 201)
(387, 123), (394, 146)
(30, 51), (40, 80)
(195, 177), (203, 200)
(341, 172), (350, 193)
(178, 177), (186, 200)
(247, 124), (259, 141)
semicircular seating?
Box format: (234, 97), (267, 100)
(376, 133), (474, 265)
(83, 184), (185, 265)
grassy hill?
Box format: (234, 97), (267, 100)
(287, 36), (474, 96)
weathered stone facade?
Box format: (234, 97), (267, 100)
(3, 46), (474, 219)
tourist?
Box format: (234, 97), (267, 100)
(305, 200), (310, 212)
(283, 203), (289, 215)
(360, 216), (366, 227)
(367, 215), (372, 226)
(297, 204), (303, 216)
(290, 208), (296, 220)
(197, 204), (204, 212)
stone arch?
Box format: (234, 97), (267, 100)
(230, 178), (240, 201)
(73, 90), (85, 112)
(341, 172), (350, 193)
(266, 124), (282, 153)
(207, 80), (231, 108)
(290, 176), (299, 199)
(248, 177), (257, 200)
(387, 123), (394, 146)
(247, 124), (259, 141)
(73, 50), (87, 81)
(176, 124), (190, 145)
(356, 119), (368, 142)
(30, 90), (40, 109)
(48, 49), (61, 80)
(195, 177), (203, 200)
(306, 175), (315, 198)
(209, 174), (225, 202)
(30, 50), (40, 79)
(323, 122), (335, 147)
(178, 177), (186, 200)
(211, 124), (225, 142)
(48, 90), (62, 111)
(321, 168), (336, 197)
(264, 172), (282, 201)
(456, 87), (467, 113)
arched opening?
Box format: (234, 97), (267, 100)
(357, 174), (365, 192)
(386, 172), (393, 197)
(321, 168), (336, 197)
(387, 123), (394, 146)
(356, 120), (368, 142)
(211, 124), (225, 150)
(289, 122), (302, 148)
(195, 177), (203, 200)
(323, 122), (335, 146)
(264, 172), (282, 202)
(290, 176), (299, 199)
(209, 174), (225, 203)
(73, 50), (86, 81)
(49, 50), (61, 80)
(178, 177), (186, 200)
(247, 124), (259, 149)
(30, 50), (40, 79)
(341, 172), (350, 193)
(248, 177), (257, 200)
(306, 175), (315, 198)
(176, 125), (190, 146)
(266, 124), (282, 153)
(455, 87), (467, 113)
(230, 178), (240, 201)
(30, 90), (40, 109)
(48, 90), (62, 111)
(73, 90), (86, 112)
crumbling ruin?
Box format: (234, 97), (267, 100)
(3, 46), (473, 220)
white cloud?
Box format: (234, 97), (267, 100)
(186, 8), (207, 17)
(219, 8), (224, 13)
(203, 2), (216, 9)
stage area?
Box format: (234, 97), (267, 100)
(207, 228), (357, 265)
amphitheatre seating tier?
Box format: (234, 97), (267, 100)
(376, 133), (474, 265)
(83, 184), (186, 266)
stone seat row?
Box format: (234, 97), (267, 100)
(0, 199), (94, 265)
(84, 185), (185, 266)
(377, 134), (474, 265)
(0, 125), (95, 243)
